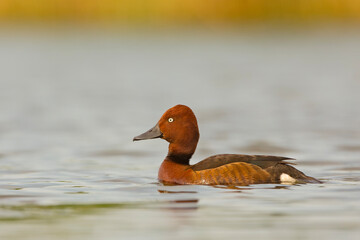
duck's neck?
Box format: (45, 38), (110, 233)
(166, 142), (197, 165)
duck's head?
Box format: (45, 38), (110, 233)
(133, 104), (199, 161)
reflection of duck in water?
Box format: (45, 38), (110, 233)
(134, 105), (321, 185)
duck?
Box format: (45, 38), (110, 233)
(133, 104), (321, 185)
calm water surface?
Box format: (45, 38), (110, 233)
(0, 27), (359, 239)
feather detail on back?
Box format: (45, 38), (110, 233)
(191, 154), (294, 171)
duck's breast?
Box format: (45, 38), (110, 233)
(158, 160), (196, 185)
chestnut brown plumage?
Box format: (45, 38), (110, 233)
(134, 104), (321, 185)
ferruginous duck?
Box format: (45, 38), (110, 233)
(133, 104), (320, 185)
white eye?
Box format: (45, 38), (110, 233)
(168, 118), (173, 123)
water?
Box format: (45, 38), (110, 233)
(0, 26), (360, 239)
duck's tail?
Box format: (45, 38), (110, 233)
(266, 163), (322, 184)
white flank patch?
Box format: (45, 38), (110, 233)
(280, 173), (296, 184)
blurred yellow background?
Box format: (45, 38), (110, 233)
(1, 0), (359, 25)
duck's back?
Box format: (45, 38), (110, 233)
(190, 154), (320, 185)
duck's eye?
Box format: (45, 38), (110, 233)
(168, 118), (174, 123)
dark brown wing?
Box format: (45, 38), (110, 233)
(191, 154), (294, 171)
(191, 154), (321, 183)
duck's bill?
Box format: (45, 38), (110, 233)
(133, 123), (163, 141)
